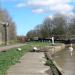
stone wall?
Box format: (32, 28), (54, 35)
(44, 44), (65, 56)
(44, 44), (65, 59)
(44, 43), (65, 75)
(0, 33), (2, 44)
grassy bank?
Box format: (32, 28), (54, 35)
(0, 42), (62, 75)
(0, 45), (31, 75)
(27, 41), (63, 46)
(27, 41), (52, 47)
(0, 42), (52, 75)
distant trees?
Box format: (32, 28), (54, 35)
(41, 17), (52, 38)
(8, 22), (16, 41)
(26, 13), (75, 39)
(0, 8), (16, 43)
(69, 17), (75, 35)
(52, 14), (66, 35)
(26, 30), (36, 39)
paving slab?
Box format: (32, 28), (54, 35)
(7, 52), (53, 75)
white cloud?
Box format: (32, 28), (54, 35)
(26, 0), (73, 6)
(48, 15), (53, 19)
(50, 4), (73, 14)
(16, 3), (26, 8)
(32, 8), (46, 14)
(16, 0), (75, 14)
(26, 0), (50, 6)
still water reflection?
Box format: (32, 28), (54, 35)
(52, 45), (75, 75)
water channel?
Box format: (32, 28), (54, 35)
(52, 44), (75, 75)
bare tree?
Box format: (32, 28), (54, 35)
(69, 17), (75, 35)
(52, 14), (66, 35)
(0, 8), (16, 43)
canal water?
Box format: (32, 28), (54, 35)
(52, 44), (75, 75)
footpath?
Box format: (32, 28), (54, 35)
(0, 44), (25, 52)
(7, 52), (53, 75)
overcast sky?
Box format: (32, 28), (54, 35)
(1, 0), (75, 35)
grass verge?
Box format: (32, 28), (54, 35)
(0, 45), (31, 75)
(27, 41), (52, 47)
(0, 42), (52, 75)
